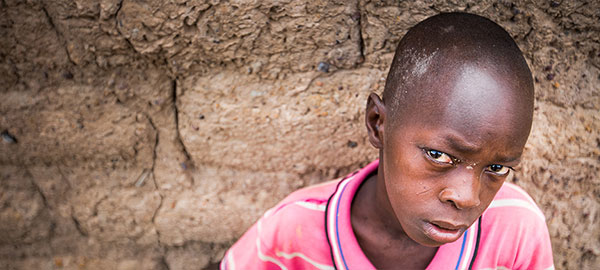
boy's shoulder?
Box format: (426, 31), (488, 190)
(220, 179), (343, 270)
(486, 181), (546, 222)
(237, 179), (343, 269)
(267, 178), (341, 219)
(483, 181), (548, 234)
(476, 182), (553, 269)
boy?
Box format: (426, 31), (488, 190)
(221, 13), (554, 269)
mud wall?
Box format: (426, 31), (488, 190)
(0, 0), (598, 269)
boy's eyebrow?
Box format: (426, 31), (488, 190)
(441, 134), (481, 154)
(495, 155), (521, 164)
(442, 134), (522, 164)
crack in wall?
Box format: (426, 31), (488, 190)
(146, 115), (163, 229)
(146, 115), (170, 269)
(114, 0), (139, 56)
(40, 4), (77, 67)
(172, 79), (195, 185)
(355, 0), (365, 63)
(55, 166), (73, 189)
(160, 256), (171, 270)
(115, 0), (124, 17)
(29, 178), (49, 210)
(28, 172), (58, 241)
(71, 214), (88, 237)
(90, 195), (109, 218)
(17, 168), (62, 242)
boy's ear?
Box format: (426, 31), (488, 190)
(365, 93), (386, 149)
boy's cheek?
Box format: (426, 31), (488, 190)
(384, 143), (422, 169)
(481, 174), (507, 191)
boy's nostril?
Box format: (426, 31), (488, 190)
(439, 188), (481, 210)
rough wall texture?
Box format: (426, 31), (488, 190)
(0, 0), (598, 269)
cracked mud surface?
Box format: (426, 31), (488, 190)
(1, 0), (599, 269)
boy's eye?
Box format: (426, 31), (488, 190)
(425, 149), (453, 164)
(487, 164), (510, 176)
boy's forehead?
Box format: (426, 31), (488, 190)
(396, 61), (533, 148)
(444, 64), (520, 121)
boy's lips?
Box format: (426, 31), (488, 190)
(423, 220), (468, 244)
(430, 220), (467, 231)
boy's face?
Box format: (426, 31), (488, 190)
(368, 64), (532, 247)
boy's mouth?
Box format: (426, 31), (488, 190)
(423, 220), (467, 243)
(430, 220), (467, 231)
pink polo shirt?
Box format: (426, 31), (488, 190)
(221, 160), (554, 269)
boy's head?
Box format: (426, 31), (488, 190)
(365, 13), (534, 246)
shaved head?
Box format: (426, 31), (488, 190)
(382, 12), (534, 129)
(360, 13), (538, 261)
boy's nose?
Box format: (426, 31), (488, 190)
(438, 170), (481, 210)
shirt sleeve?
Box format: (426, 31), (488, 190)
(220, 211), (284, 270)
(220, 198), (334, 270)
(512, 214), (555, 270)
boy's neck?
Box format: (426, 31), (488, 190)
(351, 172), (438, 269)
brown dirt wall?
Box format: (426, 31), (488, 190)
(0, 0), (598, 269)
